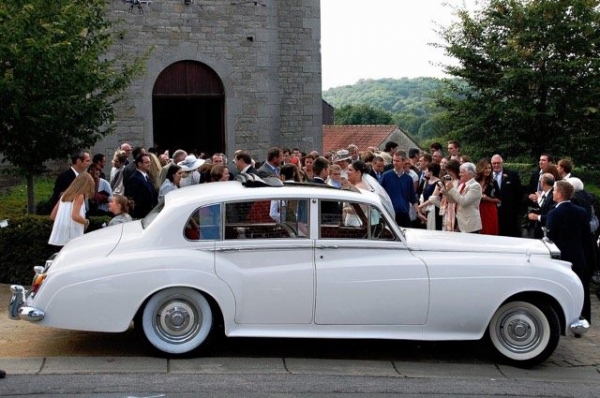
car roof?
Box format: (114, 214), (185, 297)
(164, 180), (383, 208)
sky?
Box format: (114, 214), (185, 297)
(320, 0), (477, 90)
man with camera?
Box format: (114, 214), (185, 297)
(438, 162), (482, 233)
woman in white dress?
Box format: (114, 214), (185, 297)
(48, 172), (95, 246)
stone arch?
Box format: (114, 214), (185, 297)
(152, 60), (225, 156)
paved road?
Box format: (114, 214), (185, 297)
(1, 284), (599, 381)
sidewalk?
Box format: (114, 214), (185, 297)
(1, 284), (599, 378)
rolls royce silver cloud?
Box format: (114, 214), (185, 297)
(9, 175), (589, 367)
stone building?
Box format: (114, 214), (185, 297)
(94, 0), (322, 161)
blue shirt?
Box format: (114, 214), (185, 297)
(380, 169), (417, 215)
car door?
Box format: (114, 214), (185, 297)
(314, 199), (429, 325)
(214, 198), (314, 324)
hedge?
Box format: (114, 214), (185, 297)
(0, 215), (110, 284)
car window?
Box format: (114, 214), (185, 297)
(320, 200), (396, 240)
(184, 203), (222, 241)
(224, 199), (309, 239)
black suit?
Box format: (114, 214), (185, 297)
(50, 168), (77, 208)
(125, 170), (158, 219)
(368, 169), (384, 182)
(497, 168), (523, 237)
(529, 188), (555, 239)
(547, 201), (595, 322)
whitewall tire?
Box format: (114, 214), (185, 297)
(140, 288), (213, 355)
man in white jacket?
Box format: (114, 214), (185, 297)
(440, 162), (482, 233)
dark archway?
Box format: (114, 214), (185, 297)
(152, 61), (225, 157)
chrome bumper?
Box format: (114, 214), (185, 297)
(8, 285), (45, 322)
(570, 318), (590, 336)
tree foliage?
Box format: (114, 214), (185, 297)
(333, 104), (394, 125)
(435, 0), (600, 165)
(0, 0), (147, 213)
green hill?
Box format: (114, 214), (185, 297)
(323, 77), (447, 141)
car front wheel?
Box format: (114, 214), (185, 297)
(488, 300), (560, 368)
(139, 287), (213, 355)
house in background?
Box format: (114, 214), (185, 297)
(323, 125), (420, 155)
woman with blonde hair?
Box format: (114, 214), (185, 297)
(147, 152), (163, 192)
(49, 172), (95, 246)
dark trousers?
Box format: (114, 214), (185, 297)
(395, 212), (411, 228)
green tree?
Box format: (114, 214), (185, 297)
(436, 0), (600, 165)
(334, 104), (393, 125)
(0, 0), (147, 213)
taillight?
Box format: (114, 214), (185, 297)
(30, 266), (46, 295)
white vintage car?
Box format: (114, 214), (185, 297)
(9, 176), (589, 367)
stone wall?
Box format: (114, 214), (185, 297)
(93, 0), (322, 163)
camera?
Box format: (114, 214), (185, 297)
(442, 175), (452, 181)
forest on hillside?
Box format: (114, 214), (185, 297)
(322, 77), (450, 142)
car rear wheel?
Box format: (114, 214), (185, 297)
(488, 300), (560, 368)
(140, 288), (213, 355)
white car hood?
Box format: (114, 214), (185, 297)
(48, 222), (141, 271)
(404, 228), (553, 256)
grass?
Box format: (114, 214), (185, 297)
(0, 177), (54, 218)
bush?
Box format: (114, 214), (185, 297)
(0, 216), (56, 284)
(0, 215), (111, 284)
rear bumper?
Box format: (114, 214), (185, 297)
(8, 285), (45, 322)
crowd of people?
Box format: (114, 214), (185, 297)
(47, 140), (599, 320)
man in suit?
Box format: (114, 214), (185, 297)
(125, 153), (158, 219)
(49, 150), (91, 208)
(368, 155), (386, 182)
(527, 153), (553, 194)
(526, 173), (555, 238)
(257, 147), (282, 178)
(121, 146), (146, 187)
(311, 156), (329, 184)
(234, 150), (258, 175)
(491, 154), (523, 237)
(442, 162), (482, 233)
(546, 180), (594, 323)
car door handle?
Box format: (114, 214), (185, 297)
(316, 245), (339, 249)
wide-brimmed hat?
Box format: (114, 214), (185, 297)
(178, 155), (205, 172)
(333, 149), (351, 163)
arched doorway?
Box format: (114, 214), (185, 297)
(152, 61), (225, 157)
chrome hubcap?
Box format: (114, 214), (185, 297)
(497, 309), (541, 353)
(155, 300), (200, 343)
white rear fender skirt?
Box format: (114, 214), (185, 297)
(34, 270), (234, 333)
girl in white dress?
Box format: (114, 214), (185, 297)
(48, 172), (95, 246)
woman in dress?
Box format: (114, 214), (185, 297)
(417, 162), (442, 230)
(158, 164), (183, 202)
(424, 159), (460, 231)
(300, 154), (316, 182)
(108, 194), (134, 226)
(49, 172), (95, 246)
(476, 158), (500, 235)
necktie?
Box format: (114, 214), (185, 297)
(494, 172), (501, 190)
(459, 183), (466, 194)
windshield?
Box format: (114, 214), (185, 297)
(141, 202), (164, 229)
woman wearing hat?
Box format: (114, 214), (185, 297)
(178, 155), (204, 187)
